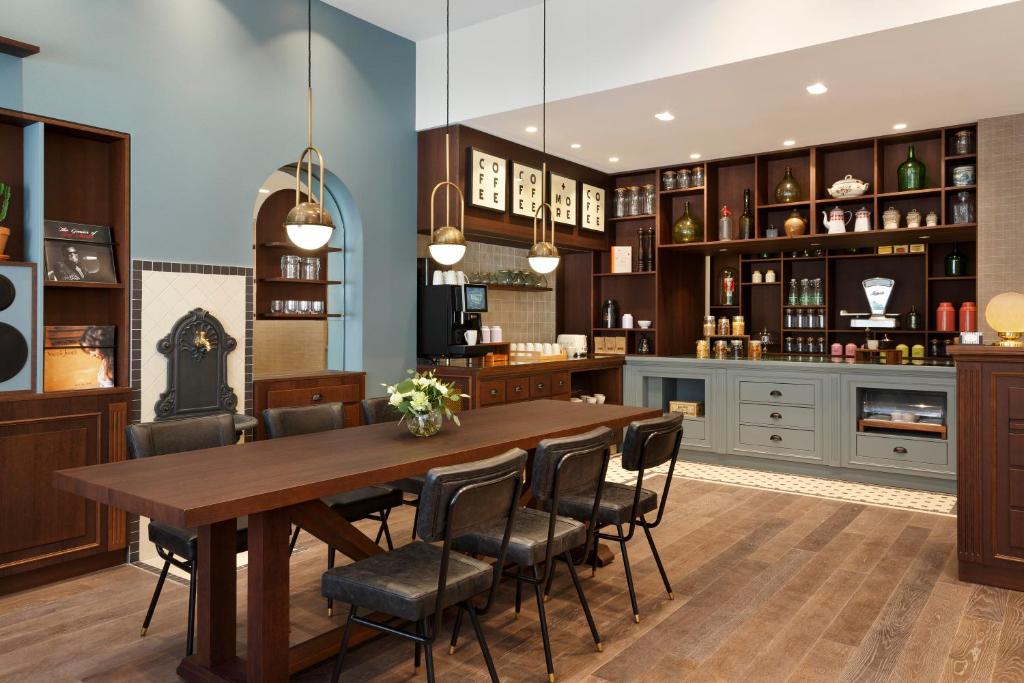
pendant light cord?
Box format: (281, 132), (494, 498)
(542, 0), (546, 157)
(445, 0), (450, 132)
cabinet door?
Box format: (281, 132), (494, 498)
(995, 376), (1024, 564)
(0, 413), (104, 575)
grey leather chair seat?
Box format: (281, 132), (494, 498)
(321, 541), (493, 622)
(324, 486), (403, 521)
(453, 507), (587, 567)
(556, 481), (657, 526)
(388, 475), (426, 495)
(147, 518), (248, 561)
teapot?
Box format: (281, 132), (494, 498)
(822, 206), (853, 234)
(826, 174), (870, 198)
(854, 207), (871, 232)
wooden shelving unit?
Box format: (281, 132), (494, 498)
(563, 123), (979, 357)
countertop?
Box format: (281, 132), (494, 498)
(419, 354), (625, 377)
(624, 354), (955, 375)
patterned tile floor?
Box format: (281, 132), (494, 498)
(607, 457), (957, 516)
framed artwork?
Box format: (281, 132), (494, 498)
(550, 173), (577, 227)
(43, 325), (116, 391)
(511, 162), (543, 219)
(469, 148), (507, 212)
(581, 183), (606, 232)
(43, 220), (117, 283)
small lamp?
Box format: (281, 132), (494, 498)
(985, 291), (1024, 347)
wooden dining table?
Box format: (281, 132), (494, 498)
(53, 399), (659, 683)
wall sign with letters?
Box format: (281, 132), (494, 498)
(550, 173), (577, 227)
(511, 162), (543, 219)
(469, 148), (506, 212)
(580, 183), (605, 232)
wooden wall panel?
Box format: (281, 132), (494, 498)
(957, 364), (983, 563)
(106, 401), (128, 550)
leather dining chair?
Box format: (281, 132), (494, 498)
(549, 413), (683, 624)
(126, 413), (245, 657)
(449, 427), (612, 683)
(362, 396), (426, 537)
(322, 448), (526, 683)
(262, 403), (404, 615)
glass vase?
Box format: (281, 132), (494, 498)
(774, 166), (801, 203)
(672, 201), (701, 243)
(407, 409), (443, 437)
(897, 145), (926, 191)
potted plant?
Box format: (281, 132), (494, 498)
(384, 369), (468, 437)
(0, 183), (10, 258)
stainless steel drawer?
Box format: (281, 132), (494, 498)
(739, 403), (815, 429)
(738, 424), (816, 452)
(739, 380), (815, 406)
(855, 433), (948, 466)
(681, 417), (706, 442)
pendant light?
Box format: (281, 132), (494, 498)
(284, 0), (335, 250)
(428, 0), (467, 266)
(528, 0), (560, 275)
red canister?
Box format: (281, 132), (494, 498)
(959, 301), (977, 332)
(936, 302), (956, 332)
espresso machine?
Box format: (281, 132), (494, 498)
(417, 282), (490, 360)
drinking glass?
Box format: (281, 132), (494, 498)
(311, 300), (325, 315)
(298, 300), (311, 315)
(285, 299), (299, 315)
(303, 257), (321, 281)
(270, 299), (284, 314)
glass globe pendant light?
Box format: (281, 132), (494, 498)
(528, 0), (560, 274)
(428, 0), (467, 266)
(284, 0), (334, 250)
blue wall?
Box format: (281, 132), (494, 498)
(0, 0), (417, 388)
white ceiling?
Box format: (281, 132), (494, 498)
(462, 2), (1024, 172)
(321, 0), (541, 41)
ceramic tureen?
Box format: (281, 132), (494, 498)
(826, 174), (870, 198)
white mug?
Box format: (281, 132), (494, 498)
(432, 270), (444, 285)
(464, 330), (478, 346)
(481, 326), (491, 343)
(456, 270), (467, 285)
(543, 343), (554, 355)
(526, 342), (536, 352)
(443, 270), (457, 285)
(593, 393), (606, 404)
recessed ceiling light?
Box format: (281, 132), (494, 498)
(783, 139), (796, 147)
(893, 122), (908, 130)
(655, 111), (675, 122)
(258, 188), (271, 194)
(570, 143), (581, 149)
(608, 156), (620, 163)
(525, 125), (538, 133)
(689, 153), (701, 160)
(805, 82), (828, 95)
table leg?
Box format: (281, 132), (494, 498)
(247, 509), (292, 682)
(195, 520), (238, 669)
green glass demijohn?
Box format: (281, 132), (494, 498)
(774, 166), (801, 203)
(672, 201), (701, 243)
(897, 145), (926, 191)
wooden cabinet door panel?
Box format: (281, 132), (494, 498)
(994, 375), (1024, 564)
(0, 414), (101, 570)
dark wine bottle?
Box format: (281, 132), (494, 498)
(739, 189), (753, 239)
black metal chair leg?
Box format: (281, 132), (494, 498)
(186, 559), (198, 656)
(421, 620), (436, 683)
(466, 602), (499, 683)
(642, 519), (674, 599)
(514, 566), (523, 620)
(378, 508), (395, 551)
(326, 547), (336, 616)
(330, 606), (356, 683)
(448, 606), (464, 654)
(543, 560), (557, 601)
(140, 557), (171, 637)
(617, 524), (640, 623)
(415, 637), (422, 673)
(532, 565), (557, 683)
(288, 526), (301, 555)
(411, 502), (421, 540)
(563, 552), (603, 651)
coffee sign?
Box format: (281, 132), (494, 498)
(511, 162), (543, 219)
(469, 148), (506, 212)
(550, 173), (577, 226)
(581, 183), (605, 232)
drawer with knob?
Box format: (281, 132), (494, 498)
(738, 380), (815, 406)
(506, 377), (530, 402)
(739, 403), (815, 430)
(853, 433), (948, 467)
(530, 373), (552, 399)
(266, 384), (360, 408)
(479, 379), (506, 406)
(551, 372), (570, 395)
(738, 424), (816, 453)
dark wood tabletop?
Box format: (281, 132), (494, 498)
(53, 400), (659, 529)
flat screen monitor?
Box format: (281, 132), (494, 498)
(464, 284), (488, 312)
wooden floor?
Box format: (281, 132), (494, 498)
(2, 478), (1023, 682)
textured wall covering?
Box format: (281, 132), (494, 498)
(978, 114), (1024, 339)
(417, 236), (558, 343)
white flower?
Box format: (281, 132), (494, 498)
(388, 392), (403, 406)
(409, 391), (430, 413)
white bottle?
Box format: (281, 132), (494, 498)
(481, 325), (491, 343)
(491, 326), (502, 342)
(622, 313), (634, 329)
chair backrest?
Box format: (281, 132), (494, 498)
(416, 449), (526, 543)
(361, 396), (402, 425)
(126, 413), (237, 459)
(262, 403), (344, 439)
(620, 413), (684, 472)
(531, 427), (612, 502)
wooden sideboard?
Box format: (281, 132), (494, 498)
(949, 345), (1024, 591)
(0, 388), (132, 595)
(252, 370), (366, 439)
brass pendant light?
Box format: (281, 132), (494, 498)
(528, 0), (560, 274)
(284, 0), (335, 250)
(427, 0), (467, 266)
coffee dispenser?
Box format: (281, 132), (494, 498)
(417, 282), (489, 360)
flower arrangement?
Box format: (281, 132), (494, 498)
(384, 369), (468, 436)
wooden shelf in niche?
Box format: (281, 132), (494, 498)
(259, 277), (342, 285)
(593, 271), (656, 278)
(44, 281), (125, 289)
(485, 284), (552, 292)
(258, 313), (342, 320)
(658, 186), (704, 196)
(757, 200), (811, 210)
(879, 130), (943, 195)
(876, 188), (942, 199)
(0, 36), (40, 58)
(608, 213), (655, 223)
(259, 241), (342, 253)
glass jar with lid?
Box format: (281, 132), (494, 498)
(952, 191), (975, 224)
(613, 187), (627, 217)
(677, 169), (691, 189)
(640, 184), (656, 215)
(784, 336), (795, 353)
(661, 171), (676, 191)
(626, 186), (641, 216)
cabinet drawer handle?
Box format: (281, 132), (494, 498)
(893, 446), (908, 454)
(514, 386), (523, 393)
(536, 383), (545, 389)
(770, 434), (783, 442)
(311, 392), (323, 402)
(558, 380), (566, 387)
(489, 388), (499, 397)
(770, 412), (783, 420)
(770, 390), (782, 397)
